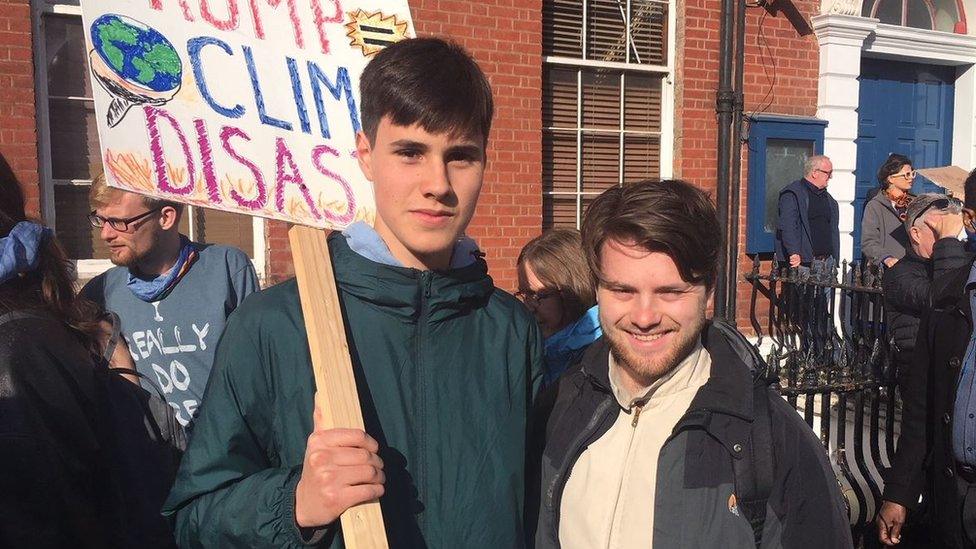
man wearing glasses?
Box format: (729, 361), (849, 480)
(81, 174), (258, 427)
(774, 155), (840, 272)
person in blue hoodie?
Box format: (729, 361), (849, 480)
(518, 229), (601, 387)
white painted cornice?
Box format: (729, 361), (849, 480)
(865, 23), (976, 64)
(812, 14), (878, 44)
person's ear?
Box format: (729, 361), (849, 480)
(356, 131), (374, 182)
(909, 225), (921, 246)
(158, 206), (180, 231)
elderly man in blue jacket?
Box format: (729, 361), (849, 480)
(775, 155), (840, 271)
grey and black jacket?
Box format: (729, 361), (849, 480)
(527, 321), (853, 548)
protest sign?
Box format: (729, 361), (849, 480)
(81, 1), (414, 546)
(81, 0), (414, 228)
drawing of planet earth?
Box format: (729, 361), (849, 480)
(89, 14), (182, 126)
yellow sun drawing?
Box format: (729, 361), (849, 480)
(344, 9), (410, 57)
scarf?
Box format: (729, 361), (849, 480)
(886, 188), (915, 221)
(126, 236), (199, 302)
(0, 221), (52, 285)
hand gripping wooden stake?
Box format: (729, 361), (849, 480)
(289, 225), (389, 549)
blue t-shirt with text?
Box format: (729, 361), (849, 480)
(82, 243), (258, 427)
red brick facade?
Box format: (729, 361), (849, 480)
(13, 0), (828, 311)
(266, 0), (543, 289)
(1, 0), (39, 216)
(675, 0), (821, 327)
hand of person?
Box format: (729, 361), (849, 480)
(294, 405), (385, 528)
(883, 257), (899, 268)
(876, 500), (907, 545)
(97, 319), (139, 384)
(925, 211), (966, 240)
(789, 254), (801, 268)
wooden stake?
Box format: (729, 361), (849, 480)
(289, 224), (389, 549)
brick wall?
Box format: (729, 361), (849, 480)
(675, 0), (821, 329)
(0, 0), (39, 216)
(266, 0), (543, 289)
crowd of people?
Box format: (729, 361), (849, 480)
(773, 145), (976, 547)
(1, 37), (888, 548)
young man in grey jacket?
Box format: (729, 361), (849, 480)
(528, 179), (853, 548)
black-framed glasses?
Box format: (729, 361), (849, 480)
(88, 207), (161, 232)
(515, 288), (560, 306)
(816, 168), (833, 178)
(890, 170), (917, 181)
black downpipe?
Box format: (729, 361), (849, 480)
(726, 0), (747, 321)
(715, 0), (736, 319)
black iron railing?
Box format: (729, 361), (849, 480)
(745, 257), (897, 543)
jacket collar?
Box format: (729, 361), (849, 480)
(328, 232), (495, 322)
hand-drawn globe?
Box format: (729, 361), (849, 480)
(90, 14), (181, 93)
(89, 14), (182, 126)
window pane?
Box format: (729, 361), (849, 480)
(630, 0), (668, 65)
(623, 134), (660, 183)
(543, 66), (578, 129)
(193, 208), (255, 256)
(581, 131), (620, 193)
(906, 0), (934, 29)
(45, 15), (92, 98)
(543, 0), (583, 57)
(874, 0), (902, 25)
(543, 130), (578, 195)
(49, 98), (100, 180)
(764, 139), (814, 233)
(624, 73), (662, 132)
(54, 184), (110, 260)
(543, 195), (580, 228)
(587, 0), (628, 63)
(582, 70), (620, 129)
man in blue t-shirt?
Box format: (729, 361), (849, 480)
(81, 177), (258, 427)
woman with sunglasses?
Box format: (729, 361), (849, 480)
(861, 153), (917, 267)
(517, 229), (601, 388)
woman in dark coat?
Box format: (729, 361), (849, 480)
(861, 153), (916, 267)
(0, 165), (133, 547)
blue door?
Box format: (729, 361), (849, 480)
(854, 58), (955, 259)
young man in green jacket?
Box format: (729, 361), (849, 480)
(163, 38), (544, 547)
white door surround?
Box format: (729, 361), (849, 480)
(813, 13), (976, 261)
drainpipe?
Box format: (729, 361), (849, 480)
(715, 0), (736, 319)
(726, 0), (746, 322)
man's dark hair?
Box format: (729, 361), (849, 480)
(964, 168), (976, 211)
(581, 179), (721, 291)
(359, 37), (493, 146)
(876, 153), (912, 188)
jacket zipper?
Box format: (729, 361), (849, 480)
(416, 271), (432, 533)
(631, 401), (646, 427)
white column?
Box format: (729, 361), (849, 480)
(813, 14), (878, 262)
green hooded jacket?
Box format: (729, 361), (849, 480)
(163, 233), (544, 548)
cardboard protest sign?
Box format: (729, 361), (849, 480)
(916, 165), (969, 200)
(80, 0), (414, 229)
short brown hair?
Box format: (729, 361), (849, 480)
(581, 179), (721, 291)
(89, 171), (184, 214)
(517, 228), (595, 319)
(360, 37), (493, 146)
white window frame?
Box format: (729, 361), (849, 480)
(30, 0), (266, 283)
(542, 0), (676, 229)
